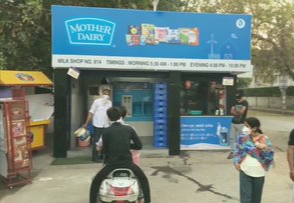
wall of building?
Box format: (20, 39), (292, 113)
(246, 96), (294, 109)
(127, 122), (153, 138)
(249, 74), (294, 88)
(70, 78), (84, 148)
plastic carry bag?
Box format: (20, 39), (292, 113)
(131, 150), (141, 166)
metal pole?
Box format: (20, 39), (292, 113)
(152, 0), (160, 11)
(280, 87), (287, 115)
(278, 72), (289, 115)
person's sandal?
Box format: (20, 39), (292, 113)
(227, 152), (234, 159)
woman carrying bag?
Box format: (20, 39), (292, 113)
(233, 117), (274, 203)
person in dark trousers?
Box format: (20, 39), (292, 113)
(227, 90), (249, 159)
(89, 107), (151, 203)
(287, 128), (294, 181)
(287, 128), (294, 201)
(233, 117), (274, 203)
(83, 89), (112, 162)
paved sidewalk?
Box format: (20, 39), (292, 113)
(0, 149), (292, 203)
(250, 106), (294, 115)
(1, 109), (293, 203)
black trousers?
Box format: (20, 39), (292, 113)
(92, 127), (104, 161)
(89, 163), (151, 203)
(240, 170), (264, 203)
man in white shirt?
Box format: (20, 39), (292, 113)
(83, 89), (112, 162)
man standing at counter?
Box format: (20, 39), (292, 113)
(83, 89), (112, 162)
(227, 90), (249, 159)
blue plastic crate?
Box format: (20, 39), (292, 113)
(154, 109), (167, 114)
(155, 95), (167, 101)
(154, 128), (167, 133)
(154, 119), (167, 124)
(154, 100), (167, 107)
(155, 86), (167, 91)
(154, 95), (167, 101)
(154, 119), (167, 125)
(155, 84), (167, 89)
(154, 113), (167, 118)
(154, 112), (167, 117)
(154, 128), (167, 134)
(154, 117), (167, 122)
(154, 123), (167, 130)
(154, 106), (167, 112)
(154, 136), (167, 142)
(154, 87), (167, 94)
(154, 131), (167, 139)
(154, 122), (167, 127)
(155, 83), (167, 88)
(153, 141), (167, 148)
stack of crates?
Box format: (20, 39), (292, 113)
(153, 83), (167, 148)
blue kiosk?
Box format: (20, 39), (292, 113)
(51, 6), (252, 157)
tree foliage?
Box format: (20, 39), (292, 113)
(183, 0), (294, 82)
(0, 0), (51, 75)
(1, 0), (293, 82)
(237, 78), (252, 88)
(0, 0), (181, 77)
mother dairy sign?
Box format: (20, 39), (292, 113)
(65, 18), (116, 45)
(53, 6), (252, 72)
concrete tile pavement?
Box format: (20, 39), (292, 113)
(0, 149), (292, 203)
(249, 107), (294, 116)
(1, 109), (293, 203)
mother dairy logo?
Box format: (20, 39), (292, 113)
(65, 18), (116, 45)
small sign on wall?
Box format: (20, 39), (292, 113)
(222, 77), (234, 86)
(67, 67), (80, 79)
(121, 95), (132, 117)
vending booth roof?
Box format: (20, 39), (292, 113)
(0, 70), (53, 86)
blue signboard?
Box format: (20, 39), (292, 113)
(52, 6), (252, 72)
(180, 116), (233, 150)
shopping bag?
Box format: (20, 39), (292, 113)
(131, 150), (141, 166)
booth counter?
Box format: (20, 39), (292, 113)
(26, 93), (53, 151)
(180, 115), (233, 150)
(29, 120), (50, 150)
(179, 79), (234, 150)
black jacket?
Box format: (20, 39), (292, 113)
(102, 122), (142, 166)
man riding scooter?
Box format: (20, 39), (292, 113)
(89, 106), (151, 203)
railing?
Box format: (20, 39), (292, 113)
(246, 96), (294, 111)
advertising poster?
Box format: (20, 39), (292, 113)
(4, 101), (31, 170)
(52, 6), (252, 73)
(12, 136), (30, 169)
(0, 106), (6, 152)
(180, 116), (233, 150)
(121, 95), (133, 117)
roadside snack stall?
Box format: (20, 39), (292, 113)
(0, 99), (32, 188)
(0, 70), (54, 151)
(51, 6), (252, 157)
